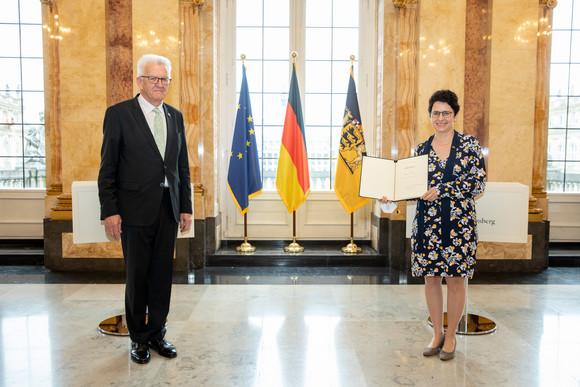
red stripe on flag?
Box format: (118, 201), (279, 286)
(281, 102), (310, 194)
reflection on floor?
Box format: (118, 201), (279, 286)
(2, 265), (580, 285)
(0, 266), (580, 385)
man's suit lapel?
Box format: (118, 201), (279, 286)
(129, 95), (165, 160)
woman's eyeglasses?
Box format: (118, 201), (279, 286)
(431, 111), (453, 118)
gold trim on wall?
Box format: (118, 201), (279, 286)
(540, 0), (557, 8)
(184, 0), (205, 6)
(51, 193), (72, 219)
(393, 0), (419, 8)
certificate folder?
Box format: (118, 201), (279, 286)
(359, 154), (428, 201)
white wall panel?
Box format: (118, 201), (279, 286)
(0, 190), (44, 239)
(549, 193), (580, 242)
(224, 191), (369, 240)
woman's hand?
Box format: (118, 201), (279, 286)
(420, 187), (438, 202)
(378, 196), (392, 204)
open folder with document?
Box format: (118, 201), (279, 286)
(359, 154), (428, 201)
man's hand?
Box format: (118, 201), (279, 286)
(180, 213), (192, 234)
(104, 214), (122, 241)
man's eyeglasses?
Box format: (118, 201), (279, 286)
(140, 76), (171, 85)
(431, 111), (453, 118)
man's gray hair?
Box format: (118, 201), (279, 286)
(137, 54), (172, 78)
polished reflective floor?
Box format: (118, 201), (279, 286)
(1, 266), (580, 386)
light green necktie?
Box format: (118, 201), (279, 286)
(152, 107), (165, 159)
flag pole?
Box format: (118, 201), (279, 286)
(283, 51), (304, 253)
(342, 212), (361, 254)
(340, 55), (362, 254)
(232, 53), (258, 254)
(237, 212), (256, 253)
(285, 210), (304, 253)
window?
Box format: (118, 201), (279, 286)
(236, 0), (360, 191)
(548, 0), (580, 192)
(0, 0), (45, 189)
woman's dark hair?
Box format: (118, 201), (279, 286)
(428, 89), (460, 115)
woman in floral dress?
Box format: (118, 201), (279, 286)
(412, 89), (486, 360)
(379, 90), (487, 359)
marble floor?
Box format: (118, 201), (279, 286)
(1, 267), (580, 386)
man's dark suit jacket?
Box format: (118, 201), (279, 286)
(98, 94), (192, 226)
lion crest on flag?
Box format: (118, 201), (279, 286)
(338, 108), (366, 174)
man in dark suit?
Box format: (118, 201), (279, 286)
(98, 54), (192, 364)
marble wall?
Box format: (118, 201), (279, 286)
(42, 0), (552, 269)
(487, 0), (538, 186)
(373, 0), (551, 267)
(383, 0), (546, 190)
(58, 0), (107, 190)
(42, 0), (204, 267)
(132, 0), (181, 106)
(54, 0), (182, 191)
(417, 0), (467, 142)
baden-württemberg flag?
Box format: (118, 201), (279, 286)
(227, 65), (262, 214)
(276, 63), (310, 213)
(334, 65), (370, 213)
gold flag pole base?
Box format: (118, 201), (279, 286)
(342, 237), (361, 254)
(284, 237), (304, 253)
(236, 237), (256, 254)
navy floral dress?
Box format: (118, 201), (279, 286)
(411, 131), (486, 278)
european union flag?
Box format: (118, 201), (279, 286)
(227, 65), (262, 214)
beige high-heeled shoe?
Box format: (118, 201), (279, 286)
(422, 334), (445, 357)
(439, 339), (457, 361)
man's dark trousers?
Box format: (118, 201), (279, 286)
(121, 188), (177, 344)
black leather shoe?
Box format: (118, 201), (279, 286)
(147, 338), (177, 358)
(131, 342), (150, 364)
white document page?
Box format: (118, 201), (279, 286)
(359, 155), (428, 201)
(394, 154), (428, 201)
(359, 156), (395, 200)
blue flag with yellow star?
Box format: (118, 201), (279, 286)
(227, 65), (262, 214)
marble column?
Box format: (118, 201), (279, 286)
(393, 0), (419, 160)
(373, 1), (420, 268)
(372, 0), (385, 254)
(179, 0), (215, 221)
(393, 0), (420, 220)
(179, 1), (202, 191)
(105, 0), (133, 105)
(464, 0), (491, 149)
(531, 0), (557, 221)
(41, 0), (63, 218)
(179, 0), (217, 267)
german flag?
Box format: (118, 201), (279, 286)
(276, 63), (310, 213)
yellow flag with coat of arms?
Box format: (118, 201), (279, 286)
(334, 65), (370, 213)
